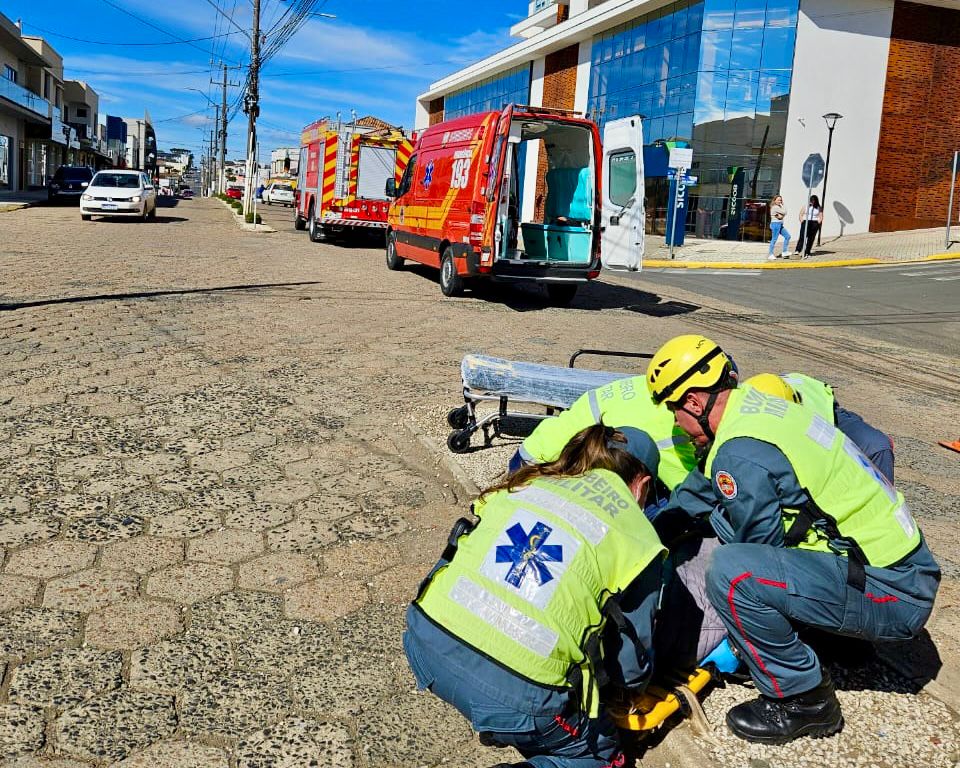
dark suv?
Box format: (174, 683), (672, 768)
(48, 166), (94, 203)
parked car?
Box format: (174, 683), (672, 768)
(179, 187), (194, 199)
(263, 182), (295, 207)
(226, 186), (243, 200)
(47, 166), (93, 203)
(80, 170), (157, 221)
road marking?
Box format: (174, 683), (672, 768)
(932, 275), (960, 281)
(899, 267), (960, 276)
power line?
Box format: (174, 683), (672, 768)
(22, 22), (241, 46)
(97, 0), (243, 63)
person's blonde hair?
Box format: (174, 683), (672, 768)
(480, 424), (650, 499)
(771, 194), (783, 206)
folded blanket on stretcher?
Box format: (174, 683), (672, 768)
(461, 354), (629, 410)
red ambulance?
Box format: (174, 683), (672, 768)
(385, 105), (645, 303)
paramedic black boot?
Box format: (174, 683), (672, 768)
(725, 670), (843, 745)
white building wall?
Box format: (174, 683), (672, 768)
(781, 0), (894, 238)
(521, 56), (547, 220)
(573, 39), (593, 115)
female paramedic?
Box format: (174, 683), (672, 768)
(404, 424), (667, 768)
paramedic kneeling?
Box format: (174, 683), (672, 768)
(513, 375), (698, 494)
(404, 424), (666, 768)
(646, 335), (940, 745)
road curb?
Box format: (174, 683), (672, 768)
(216, 198), (277, 233)
(644, 252), (960, 270)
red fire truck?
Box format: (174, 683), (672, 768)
(295, 116), (414, 242)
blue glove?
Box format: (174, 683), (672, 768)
(700, 638), (741, 674)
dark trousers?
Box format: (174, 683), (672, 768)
(799, 220), (821, 255)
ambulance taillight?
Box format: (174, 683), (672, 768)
(468, 202), (485, 247)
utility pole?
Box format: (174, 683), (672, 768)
(219, 63), (228, 196)
(242, 0), (261, 218)
(209, 128), (215, 197)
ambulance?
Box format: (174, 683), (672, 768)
(295, 116), (414, 242)
(385, 105), (645, 303)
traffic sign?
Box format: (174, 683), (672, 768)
(802, 153), (825, 188)
(669, 147), (693, 169)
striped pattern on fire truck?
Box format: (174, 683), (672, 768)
(321, 136), (338, 211)
(396, 138), (413, 184)
(319, 217), (387, 228)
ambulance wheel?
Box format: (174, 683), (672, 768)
(447, 405), (470, 429)
(386, 233), (404, 270)
(546, 283), (578, 306)
(440, 250), (463, 297)
(294, 214), (306, 231)
(447, 429), (471, 454)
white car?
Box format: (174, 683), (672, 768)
(80, 170), (158, 221)
(263, 182), (295, 207)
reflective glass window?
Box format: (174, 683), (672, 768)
(734, 0), (766, 29)
(703, 0), (736, 30)
(766, 0), (800, 28)
(730, 28), (764, 71)
(668, 38), (686, 78)
(700, 30), (732, 71)
(445, 65), (531, 119)
(760, 27), (797, 70)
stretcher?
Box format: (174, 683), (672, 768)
(446, 350), (653, 454)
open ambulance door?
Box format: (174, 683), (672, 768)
(487, 105), (515, 262)
(601, 116), (645, 271)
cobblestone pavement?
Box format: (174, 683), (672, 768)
(0, 198), (958, 767)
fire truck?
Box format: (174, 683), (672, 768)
(295, 116), (413, 242)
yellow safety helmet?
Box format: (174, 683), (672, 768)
(744, 373), (802, 404)
(647, 334), (735, 406)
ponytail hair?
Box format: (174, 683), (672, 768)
(480, 424), (651, 500)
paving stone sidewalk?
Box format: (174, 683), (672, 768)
(0, 199), (957, 767)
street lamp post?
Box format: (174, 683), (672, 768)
(818, 112), (843, 246)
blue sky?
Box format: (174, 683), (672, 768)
(5, 0), (523, 158)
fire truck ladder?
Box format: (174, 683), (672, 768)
(334, 128), (353, 200)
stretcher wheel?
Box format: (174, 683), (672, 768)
(447, 430), (471, 454)
(447, 406), (470, 429)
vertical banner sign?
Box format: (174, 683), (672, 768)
(725, 166), (745, 241)
(666, 169), (689, 248)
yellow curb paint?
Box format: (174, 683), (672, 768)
(644, 251), (960, 270)
(643, 258), (879, 270)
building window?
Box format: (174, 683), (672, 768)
(3, 65), (17, 83)
(587, 0), (799, 240)
(445, 64), (532, 120)
(76, 107), (88, 118)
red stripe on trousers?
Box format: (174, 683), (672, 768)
(728, 571), (786, 698)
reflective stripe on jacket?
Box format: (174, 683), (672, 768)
(416, 470), (665, 716)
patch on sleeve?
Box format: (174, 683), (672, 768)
(715, 471), (738, 500)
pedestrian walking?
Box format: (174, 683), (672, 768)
(646, 335), (940, 746)
(796, 195), (824, 259)
(768, 195), (790, 260)
(405, 424), (667, 768)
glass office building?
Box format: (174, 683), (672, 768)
(445, 65), (532, 121)
(586, 0), (799, 238)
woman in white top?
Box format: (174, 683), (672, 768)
(767, 195), (790, 260)
(796, 195), (824, 259)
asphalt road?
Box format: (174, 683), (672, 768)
(626, 260), (960, 359)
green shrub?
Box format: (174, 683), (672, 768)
(244, 212), (262, 225)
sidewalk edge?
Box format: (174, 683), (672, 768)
(643, 252), (960, 270)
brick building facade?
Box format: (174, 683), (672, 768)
(871, 1), (960, 232)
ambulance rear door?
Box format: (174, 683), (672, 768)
(601, 116), (645, 271)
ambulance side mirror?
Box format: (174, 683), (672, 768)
(385, 178), (397, 198)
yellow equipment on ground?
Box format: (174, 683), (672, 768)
(608, 667), (713, 731)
